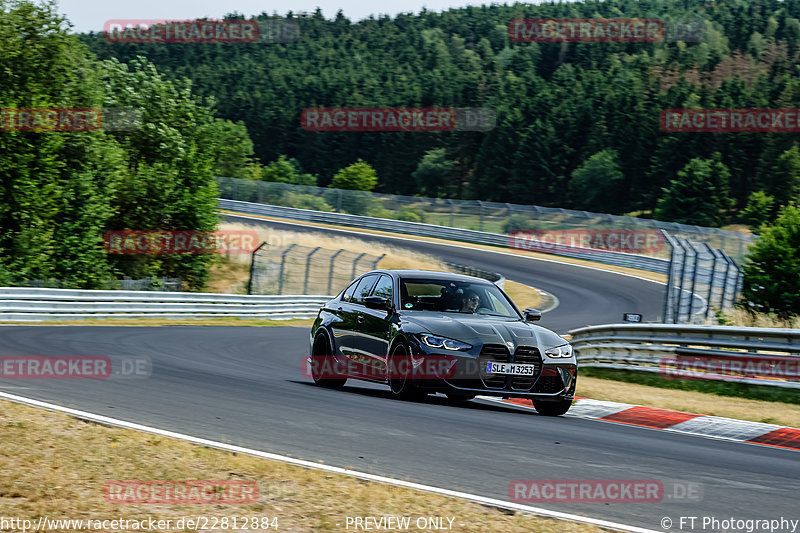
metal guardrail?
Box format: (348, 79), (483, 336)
(0, 288), (331, 321)
(569, 324), (800, 388)
(219, 199), (671, 274)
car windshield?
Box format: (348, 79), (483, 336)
(399, 278), (520, 318)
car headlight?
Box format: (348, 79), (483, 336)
(545, 344), (573, 358)
(418, 334), (472, 351)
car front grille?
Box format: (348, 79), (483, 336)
(479, 344), (509, 388)
(510, 346), (542, 390)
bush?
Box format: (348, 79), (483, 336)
(366, 206), (394, 219)
(396, 208), (425, 223)
(285, 192), (332, 212)
(502, 214), (537, 233)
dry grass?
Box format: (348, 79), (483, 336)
(576, 376), (800, 427)
(0, 399), (599, 533)
(218, 210), (668, 284)
(504, 281), (543, 311)
(715, 308), (800, 329)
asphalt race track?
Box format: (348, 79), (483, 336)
(2, 219), (797, 531)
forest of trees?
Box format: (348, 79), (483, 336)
(81, 0), (800, 226)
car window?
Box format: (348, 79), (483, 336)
(371, 275), (393, 302)
(399, 278), (520, 318)
(351, 274), (379, 305)
(341, 280), (359, 302)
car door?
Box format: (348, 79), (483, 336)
(354, 274), (395, 380)
(328, 277), (367, 360)
(337, 274), (379, 376)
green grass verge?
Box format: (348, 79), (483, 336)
(581, 367), (800, 406)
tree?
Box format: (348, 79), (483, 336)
(569, 149), (624, 213)
(261, 155), (316, 186)
(766, 145), (800, 207)
(412, 148), (455, 197)
(208, 119), (255, 180)
(329, 159), (379, 191)
(328, 159), (379, 215)
(740, 190), (775, 231)
(741, 205), (800, 317)
(655, 158), (732, 227)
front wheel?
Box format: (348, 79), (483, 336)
(532, 400), (572, 416)
(446, 392), (476, 403)
(388, 342), (426, 401)
(311, 332), (346, 388)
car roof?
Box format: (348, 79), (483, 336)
(364, 269), (493, 284)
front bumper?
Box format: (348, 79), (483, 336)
(408, 341), (577, 400)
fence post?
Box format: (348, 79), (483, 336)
(687, 243), (700, 322)
(704, 244), (718, 322)
(328, 249), (344, 295)
(662, 231), (675, 323)
(303, 247), (321, 294)
(248, 242), (268, 295)
(337, 189), (343, 213)
(258, 180), (264, 204)
(448, 199), (455, 227)
(278, 244), (296, 295)
(718, 253), (733, 311)
(675, 238), (690, 324)
(731, 260), (743, 307)
(478, 200), (485, 231)
(351, 252), (367, 280)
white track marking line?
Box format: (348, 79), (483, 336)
(0, 390), (660, 533)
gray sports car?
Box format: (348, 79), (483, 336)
(308, 269), (576, 415)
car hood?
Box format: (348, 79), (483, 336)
(401, 312), (566, 350)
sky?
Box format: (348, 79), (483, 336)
(56, 0), (502, 33)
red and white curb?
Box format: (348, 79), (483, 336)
(482, 397), (800, 452)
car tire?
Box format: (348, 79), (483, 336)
(388, 342), (426, 401)
(446, 392), (476, 403)
(311, 331), (346, 388)
(532, 400), (573, 416)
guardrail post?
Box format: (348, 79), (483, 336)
(248, 242), (268, 295)
(327, 249), (344, 295)
(303, 247), (321, 294)
(278, 244), (296, 295)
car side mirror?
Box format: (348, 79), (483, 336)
(364, 296), (389, 310)
(523, 308), (542, 322)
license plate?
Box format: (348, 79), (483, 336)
(486, 362), (537, 376)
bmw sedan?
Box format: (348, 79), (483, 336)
(308, 269), (577, 415)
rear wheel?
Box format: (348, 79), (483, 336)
(388, 342), (426, 401)
(532, 400), (572, 416)
(311, 332), (346, 388)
